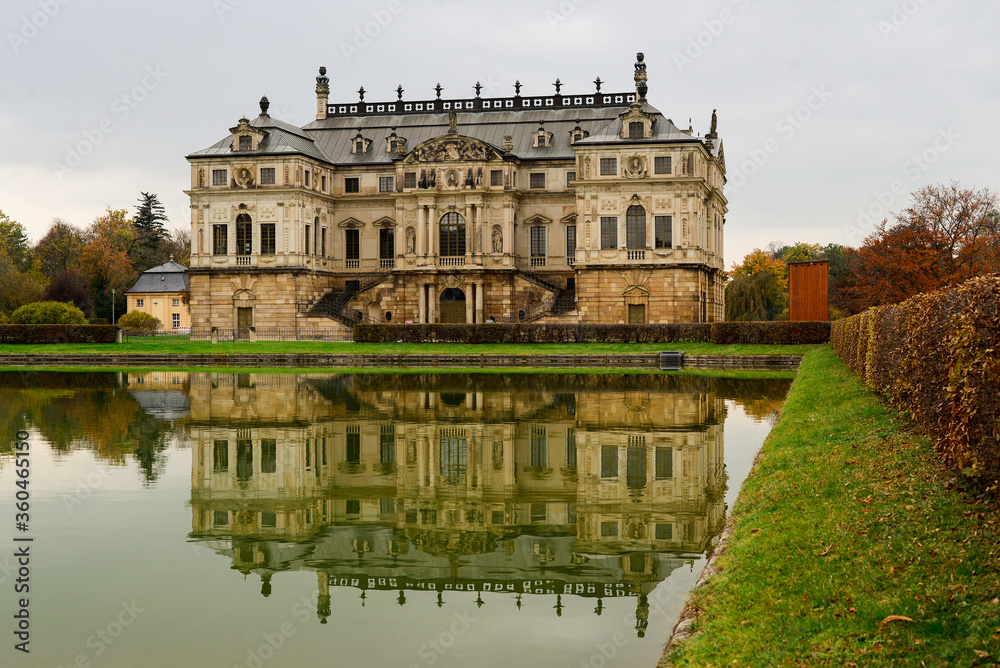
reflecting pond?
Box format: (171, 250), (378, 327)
(0, 371), (790, 668)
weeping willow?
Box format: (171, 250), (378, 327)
(725, 272), (786, 321)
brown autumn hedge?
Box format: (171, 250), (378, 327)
(831, 274), (1000, 493)
(0, 325), (118, 344)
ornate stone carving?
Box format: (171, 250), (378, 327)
(212, 208), (228, 221)
(444, 274), (463, 289)
(600, 200), (618, 212)
(405, 227), (416, 254)
(260, 206), (277, 221)
(492, 226), (503, 253)
(234, 165), (255, 189)
(623, 154), (647, 179)
(406, 136), (501, 163)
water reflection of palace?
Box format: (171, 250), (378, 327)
(178, 372), (730, 633)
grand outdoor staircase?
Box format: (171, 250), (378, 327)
(513, 265), (577, 321)
(305, 270), (392, 327)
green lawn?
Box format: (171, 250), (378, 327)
(661, 347), (1000, 667)
(0, 340), (820, 356)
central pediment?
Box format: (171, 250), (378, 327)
(403, 135), (503, 164)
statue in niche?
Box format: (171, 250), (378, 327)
(476, 168), (483, 188)
(406, 227), (416, 255)
(584, 156), (592, 179)
(492, 226), (503, 253)
(429, 170), (437, 188)
(624, 155), (647, 179)
(465, 169), (474, 188)
(418, 170), (427, 189)
(447, 171), (460, 188)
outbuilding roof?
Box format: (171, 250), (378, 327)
(126, 261), (190, 294)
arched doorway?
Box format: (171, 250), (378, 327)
(440, 288), (466, 324)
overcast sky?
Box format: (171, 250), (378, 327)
(1, 0), (996, 265)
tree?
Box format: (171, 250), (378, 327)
(777, 242), (824, 264)
(725, 249), (788, 321)
(165, 227), (191, 266)
(132, 192), (170, 272)
(0, 251), (43, 317)
(0, 210), (33, 272)
(35, 219), (86, 278)
(82, 208), (137, 322)
(44, 269), (93, 316)
(837, 183), (1000, 313)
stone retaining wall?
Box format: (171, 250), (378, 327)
(0, 353), (801, 370)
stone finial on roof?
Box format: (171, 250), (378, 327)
(435, 83), (443, 99)
(554, 78), (562, 94)
(259, 96), (270, 115)
(315, 66), (329, 95)
(474, 81), (483, 97)
(634, 52), (648, 100)
(397, 85), (404, 101)
(358, 86), (366, 102)
(514, 80), (522, 96)
(594, 76), (603, 93)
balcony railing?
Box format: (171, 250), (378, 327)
(438, 256), (465, 267)
(627, 250), (646, 261)
(380, 258), (395, 269)
(346, 259), (360, 269)
(530, 256), (547, 267)
(236, 255), (252, 266)
(567, 256), (575, 266)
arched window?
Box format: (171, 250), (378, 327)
(439, 213), (466, 257)
(626, 206), (646, 250)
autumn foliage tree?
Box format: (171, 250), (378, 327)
(838, 183), (1000, 313)
(725, 249), (789, 321)
(81, 208), (137, 322)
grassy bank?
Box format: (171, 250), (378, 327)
(0, 341), (818, 356)
(662, 347), (1000, 667)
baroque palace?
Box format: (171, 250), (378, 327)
(185, 54), (727, 330)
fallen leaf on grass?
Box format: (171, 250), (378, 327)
(815, 545), (833, 557)
(879, 615), (915, 627)
(974, 649), (990, 659)
(750, 528), (763, 534)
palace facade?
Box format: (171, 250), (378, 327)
(185, 54), (727, 331)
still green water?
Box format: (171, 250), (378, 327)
(0, 371), (789, 668)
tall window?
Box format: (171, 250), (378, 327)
(380, 425), (395, 464)
(439, 213), (466, 257)
(260, 168), (275, 184)
(212, 169), (227, 186)
(236, 214), (252, 256)
(304, 170), (311, 187)
(320, 228), (327, 257)
(379, 228), (394, 260)
(655, 156), (672, 174)
(213, 224), (228, 255)
(171, 313), (180, 329)
(655, 447), (673, 479)
(600, 157), (617, 176)
(530, 227), (546, 258)
(600, 217), (618, 250)
(566, 428), (577, 468)
(629, 121), (644, 139)
(213, 440), (228, 472)
(655, 216), (673, 249)
(261, 223), (276, 254)
(345, 177), (360, 194)
(440, 432), (467, 485)
(627, 436), (647, 490)
(601, 445), (618, 478)
(261, 439), (277, 474)
(626, 206), (646, 250)
(304, 225), (310, 255)
(566, 225), (576, 259)
(345, 229), (360, 261)
(530, 427), (547, 468)
(346, 426), (361, 463)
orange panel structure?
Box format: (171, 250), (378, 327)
(788, 260), (829, 321)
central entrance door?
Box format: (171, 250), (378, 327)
(237, 307), (253, 340)
(440, 288), (467, 324)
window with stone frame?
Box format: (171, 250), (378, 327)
(344, 177), (360, 194)
(136, 299), (144, 307)
(345, 229), (360, 261)
(600, 157), (617, 176)
(238, 135), (252, 151)
(172, 313), (180, 329)
(321, 228), (327, 257)
(212, 224), (228, 255)
(305, 225), (311, 255)
(530, 226), (546, 258)
(654, 156), (672, 174)
(655, 216), (673, 249)
(304, 170), (311, 187)
(260, 168), (275, 184)
(626, 206), (646, 250)
(379, 176), (394, 192)
(600, 217), (618, 249)
(212, 169), (227, 186)
(628, 121), (644, 139)
(566, 225), (576, 258)
(491, 170), (503, 187)
(566, 171), (576, 188)
(404, 172), (417, 189)
(261, 223), (276, 254)
(321, 175), (327, 191)
(529, 172), (546, 189)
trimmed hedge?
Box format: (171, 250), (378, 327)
(0, 325), (118, 344)
(831, 274), (1000, 494)
(354, 321), (829, 345)
(709, 321), (830, 345)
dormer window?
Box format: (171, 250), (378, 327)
(628, 122), (645, 139)
(619, 103), (656, 140)
(239, 135), (253, 151)
(570, 126), (589, 143)
(352, 132), (372, 154)
(533, 124), (553, 149)
(386, 130), (406, 154)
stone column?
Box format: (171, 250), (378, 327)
(429, 204), (438, 258)
(466, 283), (474, 324)
(476, 281), (485, 323)
(418, 284), (426, 323)
(465, 203), (474, 256)
(427, 284), (437, 323)
(417, 206), (426, 258)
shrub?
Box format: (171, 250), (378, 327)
(0, 325), (117, 344)
(709, 321), (830, 345)
(10, 301), (87, 325)
(831, 275), (1000, 494)
(117, 311), (162, 331)
(0, 312), (7, 325)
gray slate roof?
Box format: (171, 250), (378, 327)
(189, 99), (717, 166)
(126, 261), (190, 294)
